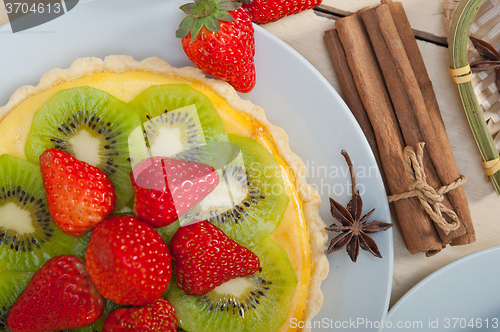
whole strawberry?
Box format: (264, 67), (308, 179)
(7, 255), (104, 332)
(85, 216), (171, 306)
(170, 221), (260, 296)
(103, 298), (177, 332)
(40, 148), (115, 236)
(176, 0), (256, 93)
(131, 157), (219, 228)
(241, 0), (322, 24)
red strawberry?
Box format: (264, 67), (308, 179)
(103, 298), (177, 332)
(40, 148), (115, 236)
(176, 0), (256, 93)
(241, 0), (322, 24)
(131, 157), (219, 228)
(7, 255), (104, 332)
(85, 216), (171, 306)
(170, 221), (260, 296)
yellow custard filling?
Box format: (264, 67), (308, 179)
(0, 71), (311, 332)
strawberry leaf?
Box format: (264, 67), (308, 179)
(205, 15), (220, 32)
(177, 0), (239, 40)
(180, 2), (196, 14)
(191, 17), (206, 38)
(218, 1), (241, 11)
(213, 10), (234, 21)
(176, 15), (195, 38)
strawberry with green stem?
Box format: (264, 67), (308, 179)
(176, 0), (256, 93)
(240, 0), (323, 24)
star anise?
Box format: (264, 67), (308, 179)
(326, 150), (393, 262)
(469, 36), (500, 89)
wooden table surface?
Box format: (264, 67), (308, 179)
(1, 0), (499, 312)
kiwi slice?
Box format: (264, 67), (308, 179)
(68, 231), (91, 259)
(128, 84), (229, 150)
(166, 237), (298, 332)
(157, 220), (181, 248)
(0, 154), (81, 272)
(190, 135), (289, 247)
(24, 86), (142, 210)
(0, 270), (35, 331)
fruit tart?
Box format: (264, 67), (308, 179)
(0, 55), (329, 332)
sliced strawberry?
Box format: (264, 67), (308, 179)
(176, 0), (256, 93)
(85, 216), (171, 306)
(7, 255), (104, 332)
(131, 157), (219, 228)
(241, 0), (323, 24)
(40, 148), (115, 236)
(170, 221), (260, 296)
(103, 298), (177, 332)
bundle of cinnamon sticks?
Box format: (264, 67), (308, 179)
(324, 0), (475, 256)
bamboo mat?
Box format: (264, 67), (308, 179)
(444, 0), (500, 149)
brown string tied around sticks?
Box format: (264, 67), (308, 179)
(388, 142), (467, 235)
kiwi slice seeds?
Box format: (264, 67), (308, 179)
(128, 84), (229, 147)
(0, 154), (80, 272)
(166, 237), (298, 332)
(24, 86), (142, 210)
(192, 135), (289, 247)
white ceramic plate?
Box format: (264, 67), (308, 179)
(385, 246), (500, 331)
(0, 1), (393, 331)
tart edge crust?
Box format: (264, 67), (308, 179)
(0, 55), (329, 331)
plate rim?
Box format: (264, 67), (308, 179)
(387, 245), (500, 323)
(0, 0), (394, 329)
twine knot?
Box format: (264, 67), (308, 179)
(388, 142), (467, 235)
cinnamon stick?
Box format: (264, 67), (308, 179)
(372, 4), (475, 245)
(381, 0), (475, 245)
(335, 14), (443, 254)
(361, 7), (467, 244)
(323, 28), (388, 191)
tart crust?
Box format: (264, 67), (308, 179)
(0, 55), (329, 331)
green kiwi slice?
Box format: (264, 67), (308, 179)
(156, 220), (181, 248)
(0, 270), (35, 331)
(0, 154), (81, 272)
(197, 135), (289, 247)
(24, 86), (142, 210)
(128, 84), (229, 150)
(166, 237), (298, 332)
